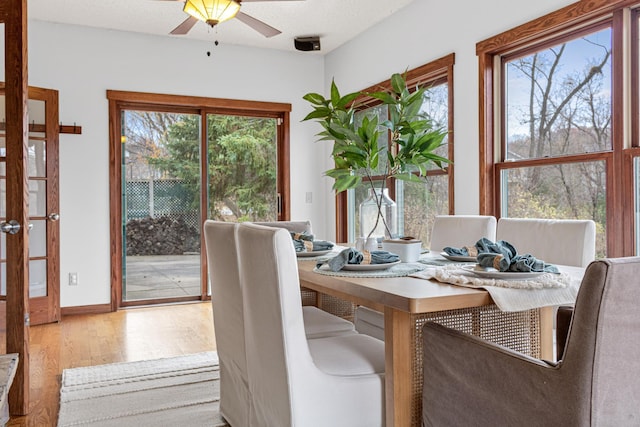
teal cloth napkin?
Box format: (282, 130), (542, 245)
(289, 231), (313, 242)
(475, 238), (559, 273)
(443, 237), (512, 258)
(317, 247), (400, 272)
(442, 246), (471, 256)
(289, 231), (334, 252)
(443, 237), (487, 257)
(293, 239), (334, 252)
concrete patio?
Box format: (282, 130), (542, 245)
(124, 254), (201, 301)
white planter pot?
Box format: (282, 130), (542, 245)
(382, 239), (422, 263)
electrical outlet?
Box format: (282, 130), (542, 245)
(305, 192), (313, 203)
(69, 272), (78, 286)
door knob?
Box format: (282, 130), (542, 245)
(48, 213), (60, 221)
(0, 220), (21, 234)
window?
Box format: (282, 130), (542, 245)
(337, 54), (455, 245)
(478, 0), (637, 258)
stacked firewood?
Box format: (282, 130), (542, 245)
(126, 216), (200, 255)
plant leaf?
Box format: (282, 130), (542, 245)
(302, 93), (327, 105)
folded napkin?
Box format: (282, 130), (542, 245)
(293, 239), (334, 252)
(317, 247), (400, 272)
(442, 237), (503, 257)
(475, 238), (559, 273)
(290, 231), (313, 241)
(288, 231), (334, 253)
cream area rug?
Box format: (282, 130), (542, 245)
(58, 351), (229, 427)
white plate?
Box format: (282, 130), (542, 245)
(461, 265), (545, 279)
(342, 260), (401, 271)
(440, 252), (476, 262)
(296, 249), (332, 257)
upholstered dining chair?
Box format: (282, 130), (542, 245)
(421, 257), (640, 426)
(497, 217), (597, 360)
(252, 219), (355, 338)
(203, 221), (357, 426)
(429, 214), (497, 253)
(237, 223), (385, 427)
(496, 217), (596, 268)
(253, 220), (313, 234)
(354, 214), (497, 341)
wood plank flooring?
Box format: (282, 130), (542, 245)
(0, 302), (216, 427)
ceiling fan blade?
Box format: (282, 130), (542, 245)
(170, 16), (199, 35)
(235, 11), (281, 37)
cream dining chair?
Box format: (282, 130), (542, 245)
(422, 257), (640, 426)
(237, 223), (385, 427)
(203, 221), (357, 426)
(496, 217), (596, 268)
(496, 217), (597, 360)
(354, 215), (497, 341)
(252, 220), (356, 338)
(253, 220), (313, 234)
(429, 214), (497, 253)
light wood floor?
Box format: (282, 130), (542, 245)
(1, 302), (216, 427)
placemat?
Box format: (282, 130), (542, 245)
(313, 262), (426, 278)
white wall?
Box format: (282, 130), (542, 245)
(324, 0), (575, 235)
(23, 0), (576, 308)
(26, 21), (326, 307)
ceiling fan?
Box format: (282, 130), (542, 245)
(162, 0), (305, 38)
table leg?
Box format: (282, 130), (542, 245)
(539, 306), (555, 361)
(384, 307), (413, 427)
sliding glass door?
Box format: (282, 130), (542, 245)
(121, 111), (202, 303)
(116, 102), (285, 305)
(204, 113), (278, 221)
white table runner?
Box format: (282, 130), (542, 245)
(410, 264), (584, 312)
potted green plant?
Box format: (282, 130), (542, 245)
(302, 72), (450, 243)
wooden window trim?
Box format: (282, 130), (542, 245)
(335, 53), (455, 242)
(107, 90), (291, 310)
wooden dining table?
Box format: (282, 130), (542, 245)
(297, 256), (574, 427)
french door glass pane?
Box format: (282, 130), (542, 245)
(500, 161), (606, 257)
(504, 27), (612, 160)
(29, 259), (46, 298)
(28, 180), (46, 216)
(28, 220), (46, 258)
(27, 139), (46, 177)
(205, 114), (278, 221)
(122, 111), (201, 302)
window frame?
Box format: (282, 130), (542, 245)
(107, 90), (291, 310)
(335, 53), (455, 242)
(477, 0), (636, 257)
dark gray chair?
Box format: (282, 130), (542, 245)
(422, 257), (640, 426)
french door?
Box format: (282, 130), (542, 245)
(0, 85), (61, 325)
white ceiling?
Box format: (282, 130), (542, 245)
(28, 0), (416, 54)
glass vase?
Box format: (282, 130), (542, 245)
(359, 187), (397, 240)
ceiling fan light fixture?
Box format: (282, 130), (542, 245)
(183, 0), (241, 27)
